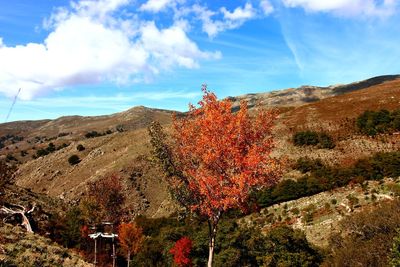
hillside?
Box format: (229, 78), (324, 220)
(0, 223), (92, 266)
(0, 74), (399, 219)
(0, 75), (400, 266)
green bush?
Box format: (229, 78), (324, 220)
(132, 216), (322, 267)
(318, 132), (335, 149)
(68, 155), (81, 165)
(35, 142), (67, 158)
(293, 131), (319, 146)
(356, 109), (400, 136)
(293, 131), (335, 149)
(85, 131), (100, 138)
(256, 152), (400, 208)
(295, 157), (324, 173)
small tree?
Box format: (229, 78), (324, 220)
(68, 155), (81, 165)
(118, 222), (144, 267)
(85, 174), (125, 223)
(150, 86), (281, 266)
(170, 237), (193, 267)
(76, 144), (85, 151)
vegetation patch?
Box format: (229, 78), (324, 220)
(33, 142), (69, 159)
(293, 131), (335, 149)
(356, 109), (400, 136)
(68, 155), (81, 165)
(256, 152), (400, 208)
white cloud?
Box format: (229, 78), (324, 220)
(282, 0), (398, 17)
(140, 0), (176, 13)
(0, 0), (218, 100)
(221, 3), (256, 20)
(193, 2), (259, 38)
(140, 21), (220, 69)
(260, 0), (274, 15)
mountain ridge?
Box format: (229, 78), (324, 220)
(228, 74), (400, 109)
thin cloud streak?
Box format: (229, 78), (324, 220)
(277, 9), (400, 85)
(18, 90), (202, 108)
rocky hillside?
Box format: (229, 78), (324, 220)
(228, 74), (400, 109)
(0, 75), (399, 219)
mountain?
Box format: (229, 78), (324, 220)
(0, 106), (175, 140)
(0, 74), (399, 219)
(1, 74), (400, 266)
(228, 74), (400, 109)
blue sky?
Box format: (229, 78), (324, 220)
(0, 0), (399, 121)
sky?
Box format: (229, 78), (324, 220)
(0, 0), (399, 122)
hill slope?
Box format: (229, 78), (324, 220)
(1, 74), (399, 218)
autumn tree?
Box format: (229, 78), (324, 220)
(82, 174), (125, 223)
(170, 236), (193, 267)
(118, 222), (144, 267)
(149, 86), (281, 266)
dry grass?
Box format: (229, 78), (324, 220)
(0, 223), (92, 267)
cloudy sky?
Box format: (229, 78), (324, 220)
(0, 0), (399, 121)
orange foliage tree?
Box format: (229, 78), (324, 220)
(118, 222), (144, 267)
(84, 174), (125, 223)
(151, 86), (282, 266)
(169, 236), (193, 267)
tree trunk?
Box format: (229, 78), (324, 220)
(207, 218), (219, 267)
(208, 233), (215, 267)
(127, 251), (130, 267)
(0, 204), (35, 233)
(19, 212), (33, 232)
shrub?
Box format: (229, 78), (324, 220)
(84, 131), (100, 138)
(262, 226), (323, 266)
(68, 155), (81, 165)
(57, 143), (69, 150)
(36, 149), (49, 157)
(293, 131), (335, 149)
(5, 154), (17, 162)
(318, 132), (335, 149)
(356, 109), (400, 136)
(76, 144), (85, 151)
(116, 125), (125, 132)
(293, 131), (319, 146)
(295, 157), (324, 173)
(256, 151), (400, 208)
(47, 142), (56, 152)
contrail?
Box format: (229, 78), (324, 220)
(5, 88), (21, 122)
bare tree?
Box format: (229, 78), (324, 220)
(1, 203), (36, 232)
